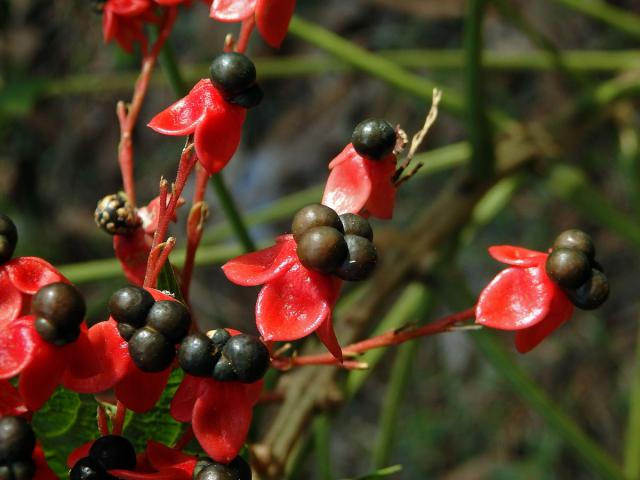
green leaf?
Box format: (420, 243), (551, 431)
(157, 261), (184, 302)
(342, 464), (403, 480)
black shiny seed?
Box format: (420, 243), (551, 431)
(197, 465), (236, 480)
(296, 226), (348, 275)
(89, 435), (136, 471)
(34, 317), (80, 346)
(193, 457), (214, 479)
(0, 214), (17, 264)
(128, 327), (175, 373)
(335, 235), (378, 281)
(94, 193), (139, 236)
(339, 213), (373, 241)
(221, 335), (270, 384)
(209, 53), (257, 97)
(179, 333), (218, 377)
(69, 456), (114, 480)
(108, 286), (154, 328)
(145, 301), (191, 344)
(546, 248), (592, 289)
(552, 229), (595, 262)
(0, 459), (36, 480)
(32, 282), (85, 331)
(225, 84), (263, 109)
(351, 119), (396, 160)
(291, 204), (342, 241)
(196, 457), (251, 480)
(566, 269), (610, 310)
(0, 417), (35, 463)
(116, 323), (137, 341)
(212, 357), (238, 382)
(208, 329), (231, 351)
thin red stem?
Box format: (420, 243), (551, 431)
(235, 16), (256, 54)
(111, 401), (127, 436)
(97, 406), (109, 436)
(147, 237), (177, 288)
(174, 425), (194, 451)
(272, 307), (476, 369)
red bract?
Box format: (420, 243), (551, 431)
(68, 440), (197, 479)
(103, 0), (158, 53)
(148, 79), (247, 175)
(222, 235), (343, 360)
(211, 0), (296, 48)
(0, 380), (29, 418)
(61, 288), (176, 413)
(475, 245), (575, 353)
(322, 144), (397, 220)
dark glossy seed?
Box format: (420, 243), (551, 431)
(552, 229), (595, 261)
(116, 323), (137, 341)
(222, 335), (270, 384)
(34, 317), (80, 346)
(1, 459), (36, 480)
(69, 456), (114, 480)
(335, 235), (378, 282)
(197, 465), (236, 480)
(339, 213), (373, 241)
(179, 333), (218, 377)
(566, 269), (610, 310)
(145, 301), (191, 343)
(32, 283), (85, 330)
(208, 329), (231, 351)
(89, 435), (136, 471)
(0, 214), (17, 264)
(546, 248), (592, 289)
(0, 417), (35, 463)
(212, 357), (238, 382)
(291, 204), (343, 241)
(226, 84), (263, 109)
(351, 119), (396, 160)
(209, 53), (256, 97)
(128, 327), (175, 373)
(193, 457), (214, 479)
(296, 226), (348, 275)
(108, 286), (154, 328)
(94, 193), (139, 236)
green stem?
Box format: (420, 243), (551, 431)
(553, 0), (640, 39)
(625, 319), (640, 479)
(464, 0), (495, 178)
(313, 415), (334, 480)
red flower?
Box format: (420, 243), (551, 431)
(321, 144), (397, 220)
(102, 0), (158, 53)
(68, 440), (197, 479)
(148, 79), (247, 175)
(222, 235), (343, 360)
(0, 380), (30, 418)
(475, 245), (575, 353)
(210, 0), (296, 48)
(61, 288), (177, 413)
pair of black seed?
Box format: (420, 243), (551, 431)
(351, 119), (397, 160)
(292, 204), (377, 281)
(193, 456), (251, 480)
(94, 192), (140, 236)
(0, 416), (36, 480)
(109, 286), (191, 372)
(0, 214), (18, 265)
(179, 330), (270, 384)
(209, 53), (262, 109)
(32, 282), (86, 346)
(70, 435), (136, 480)
(545, 229), (609, 310)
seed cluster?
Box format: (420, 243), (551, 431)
(0, 416), (36, 480)
(546, 229), (609, 310)
(94, 192), (140, 236)
(109, 286), (192, 372)
(32, 282), (86, 346)
(70, 435), (136, 479)
(0, 214), (18, 265)
(293, 204), (377, 281)
(179, 330), (270, 384)
(193, 455), (252, 480)
(209, 53), (262, 109)
(351, 118), (397, 160)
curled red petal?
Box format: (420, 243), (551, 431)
(0, 380), (29, 418)
(362, 154), (397, 219)
(0, 318), (38, 380)
(210, 0), (256, 20)
(110, 468), (191, 480)
(148, 80), (219, 136)
(475, 266), (555, 331)
(192, 380), (262, 463)
(33, 444), (58, 480)
(515, 288), (575, 353)
(222, 235), (297, 286)
(146, 441), (197, 472)
(114, 363), (173, 413)
(170, 374), (203, 422)
(67, 440), (94, 469)
(5, 257), (66, 295)
(256, 262), (336, 341)
(114, 229), (151, 286)
(255, 0), (296, 48)
(62, 327), (104, 380)
(322, 149), (373, 216)
(0, 270), (22, 329)
(107, 0), (152, 16)
(193, 102), (246, 175)
(488, 245), (547, 267)
(315, 315), (343, 362)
